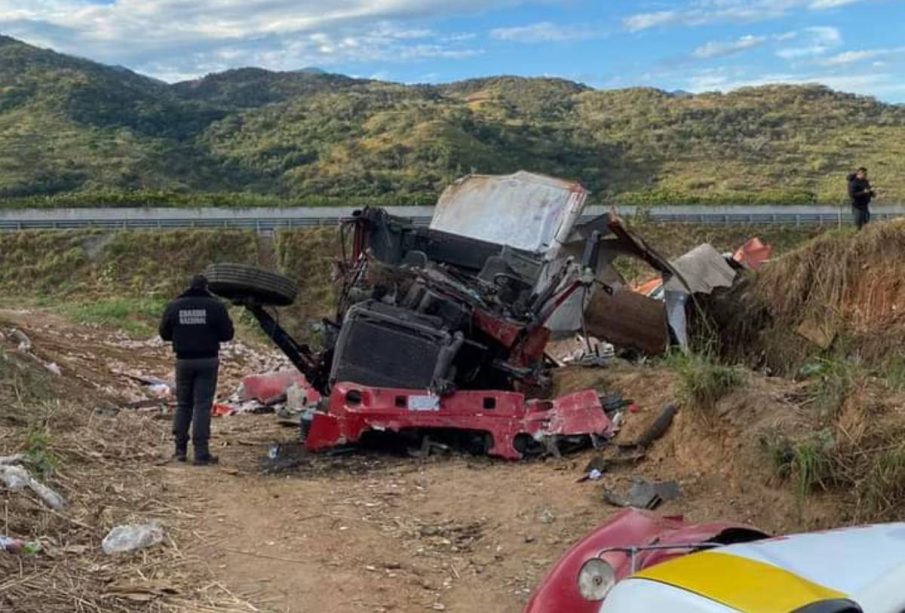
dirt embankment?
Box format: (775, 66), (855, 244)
(704, 219), (905, 375)
(0, 223), (825, 330)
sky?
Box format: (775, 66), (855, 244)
(1, 0), (904, 101)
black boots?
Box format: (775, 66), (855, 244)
(193, 453), (219, 466)
(174, 440), (188, 463)
(192, 442), (218, 466)
(174, 439), (218, 465)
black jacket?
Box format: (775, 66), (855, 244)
(159, 287), (234, 359)
(848, 173), (874, 210)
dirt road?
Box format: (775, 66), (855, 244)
(165, 381), (838, 613)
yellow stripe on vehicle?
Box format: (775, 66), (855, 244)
(634, 550), (847, 612)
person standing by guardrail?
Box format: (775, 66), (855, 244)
(848, 167), (875, 230)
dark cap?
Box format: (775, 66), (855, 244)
(189, 274), (209, 290)
(857, 166), (868, 173)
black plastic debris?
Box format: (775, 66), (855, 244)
(602, 478), (681, 510)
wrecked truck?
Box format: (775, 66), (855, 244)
(203, 171), (692, 459)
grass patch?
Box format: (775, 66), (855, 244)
(798, 355), (859, 420)
(880, 355), (905, 392)
(24, 425), (58, 479)
(763, 429), (834, 517)
(859, 444), (905, 519)
(61, 297), (166, 337)
(667, 351), (746, 411)
(790, 430), (834, 497)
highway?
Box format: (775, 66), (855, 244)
(1, 204), (904, 232)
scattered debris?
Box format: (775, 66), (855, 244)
(103, 580), (179, 602)
(731, 237), (772, 270)
(603, 478), (681, 510)
(101, 523), (165, 555)
(11, 328), (32, 352)
(0, 454), (25, 465)
(0, 462), (66, 510)
(6, 327), (64, 376)
(546, 335), (614, 368)
(618, 404), (678, 450)
(238, 370), (317, 405)
(1, 536), (40, 555)
(537, 509), (556, 524)
(408, 436), (452, 458)
(577, 456), (609, 482)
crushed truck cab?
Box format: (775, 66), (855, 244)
(206, 171), (685, 458)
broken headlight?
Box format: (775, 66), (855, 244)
(577, 558), (615, 601)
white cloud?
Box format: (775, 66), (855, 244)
(775, 26), (841, 58)
(0, 0), (511, 80)
(821, 46), (905, 65)
(809, 0), (860, 8)
(624, 0), (868, 31)
(490, 21), (599, 43)
(693, 35), (767, 59)
(684, 65), (905, 98)
(624, 10), (680, 32)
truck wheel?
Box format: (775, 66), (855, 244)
(204, 263), (298, 306)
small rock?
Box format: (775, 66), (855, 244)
(432, 604), (445, 611)
(537, 509), (555, 524)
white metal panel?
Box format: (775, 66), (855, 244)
(853, 562), (905, 612)
(600, 578), (738, 613)
(429, 171), (589, 254)
(718, 523), (905, 600)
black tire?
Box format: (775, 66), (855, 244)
(204, 263), (298, 306)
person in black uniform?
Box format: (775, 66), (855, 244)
(848, 167), (875, 230)
(159, 274), (234, 465)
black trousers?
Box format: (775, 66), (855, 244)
(173, 357), (219, 454)
(853, 206), (870, 230)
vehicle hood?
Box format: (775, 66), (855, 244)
(716, 522), (905, 599)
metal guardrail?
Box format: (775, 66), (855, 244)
(0, 209), (903, 232)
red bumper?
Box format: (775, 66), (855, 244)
(304, 383), (612, 460)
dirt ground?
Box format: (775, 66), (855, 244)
(0, 309), (844, 613)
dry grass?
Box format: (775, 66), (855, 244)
(666, 351), (747, 413)
(763, 375), (905, 522)
(757, 220), (905, 341)
(0, 346), (256, 612)
(705, 219), (905, 374)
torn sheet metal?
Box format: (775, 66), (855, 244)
(239, 370), (319, 405)
(664, 243), (736, 294)
(304, 383), (612, 460)
(544, 213), (676, 336)
(664, 291), (689, 350)
(584, 288), (670, 356)
(732, 237), (772, 270)
(429, 171), (588, 254)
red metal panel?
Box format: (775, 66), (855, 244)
(240, 370), (318, 404)
(304, 383), (612, 460)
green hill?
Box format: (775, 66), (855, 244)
(1, 34), (904, 207)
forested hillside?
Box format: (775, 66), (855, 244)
(2, 34), (904, 207)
